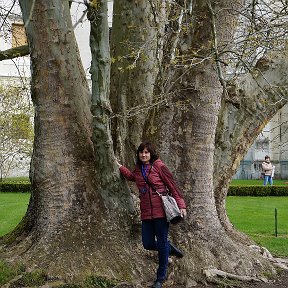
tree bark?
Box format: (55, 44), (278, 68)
(88, 1), (134, 212)
(0, 45), (29, 61)
(144, 0), (276, 281)
(110, 0), (166, 167)
(16, 0), (97, 236)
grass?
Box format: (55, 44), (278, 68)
(0, 262), (116, 288)
(1, 177), (30, 184)
(230, 179), (288, 186)
(0, 260), (47, 287)
(0, 193), (30, 236)
(226, 196), (288, 257)
(0, 261), (25, 285)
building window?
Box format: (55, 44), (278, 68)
(253, 162), (263, 171)
(11, 23), (27, 48)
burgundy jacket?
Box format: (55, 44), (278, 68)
(119, 159), (186, 220)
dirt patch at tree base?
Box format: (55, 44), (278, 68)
(165, 270), (288, 288)
(243, 270), (288, 288)
(3, 271), (288, 287)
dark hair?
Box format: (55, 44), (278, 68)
(265, 155), (270, 160)
(136, 141), (158, 166)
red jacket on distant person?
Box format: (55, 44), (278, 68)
(119, 159), (186, 220)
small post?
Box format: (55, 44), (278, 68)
(274, 208), (278, 237)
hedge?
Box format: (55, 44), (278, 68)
(0, 183), (31, 193)
(1, 183), (288, 196)
(228, 186), (288, 196)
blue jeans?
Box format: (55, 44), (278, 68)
(142, 218), (169, 282)
(264, 175), (273, 186)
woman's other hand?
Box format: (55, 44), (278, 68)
(180, 209), (187, 218)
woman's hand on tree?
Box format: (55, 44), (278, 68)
(115, 159), (122, 168)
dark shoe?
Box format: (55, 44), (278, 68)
(151, 281), (163, 288)
(169, 242), (184, 258)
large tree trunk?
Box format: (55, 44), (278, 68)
(144, 0), (276, 280)
(0, 0), (150, 281)
(17, 0), (97, 238)
(110, 0), (166, 166)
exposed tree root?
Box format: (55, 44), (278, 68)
(202, 245), (288, 285)
(204, 268), (266, 283)
(250, 245), (288, 271)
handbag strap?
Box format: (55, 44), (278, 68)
(142, 168), (169, 198)
(143, 177), (157, 193)
(140, 165), (158, 193)
(146, 181), (164, 198)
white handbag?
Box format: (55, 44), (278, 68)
(156, 191), (182, 224)
(142, 167), (183, 224)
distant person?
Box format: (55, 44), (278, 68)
(262, 155), (275, 186)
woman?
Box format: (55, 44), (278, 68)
(262, 155), (275, 186)
(117, 141), (187, 288)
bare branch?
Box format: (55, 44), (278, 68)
(0, 0), (16, 31)
(23, 0), (36, 28)
(0, 45), (29, 61)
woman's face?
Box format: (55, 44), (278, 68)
(139, 147), (151, 164)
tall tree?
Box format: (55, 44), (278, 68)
(143, 0), (281, 279)
(1, 0), (288, 285)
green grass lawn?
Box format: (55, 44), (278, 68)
(226, 196), (288, 257)
(230, 179), (288, 186)
(0, 193), (30, 236)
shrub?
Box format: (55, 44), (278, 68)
(228, 186), (288, 196)
(0, 183), (31, 192)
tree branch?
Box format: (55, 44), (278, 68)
(0, 45), (29, 61)
(207, 0), (228, 96)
